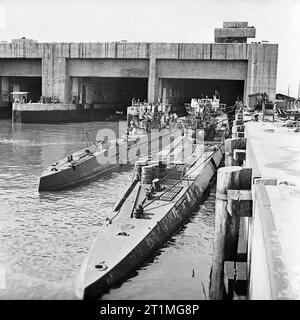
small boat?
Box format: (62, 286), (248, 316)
(76, 113), (226, 299)
(38, 128), (181, 191)
(39, 102), (180, 191)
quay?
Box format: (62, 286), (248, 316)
(209, 112), (300, 300)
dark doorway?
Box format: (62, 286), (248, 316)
(9, 77), (42, 103)
(80, 77), (148, 112)
(160, 79), (244, 111)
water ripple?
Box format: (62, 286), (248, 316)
(0, 120), (131, 299)
(0, 119), (215, 300)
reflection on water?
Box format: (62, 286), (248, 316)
(0, 120), (131, 299)
(0, 119), (215, 300)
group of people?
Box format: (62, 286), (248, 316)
(190, 95), (220, 114)
(127, 100), (179, 135)
(225, 97), (245, 134)
(39, 96), (60, 104)
(131, 99), (171, 113)
(128, 111), (179, 135)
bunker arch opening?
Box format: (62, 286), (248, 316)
(71, 77), (148, 117)
(159, 78), (245, 113)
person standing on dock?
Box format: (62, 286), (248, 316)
(225, 97), (242, 136)
(192, 126), (197, 151)
(225, 105), (235, 136)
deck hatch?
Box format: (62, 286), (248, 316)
(158, 185), (183, 201)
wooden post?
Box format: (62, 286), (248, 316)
(232, 128), (245, 139)
(237, 218), (248, 262)
(233, 119), (244, 126)
(209, 166), (252, 300)
(223, 261), (248, 299)
(232, 126), (238, 137)
(224, 138), (246, 166)
(234, 262), (248, 298)
(227, 190), (252, 218)
(232, 123), (245, 137)
(233, 149), (246, 166)
(237, 125), (245, 132)
(224, 261), (235, 299)
(236, 113), (243, 121)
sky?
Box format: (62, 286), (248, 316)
(0, 0), (299, 98)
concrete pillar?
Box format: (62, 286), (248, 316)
(158, 78), (162, 102)
(246, 44), (278, 101)
(148, 58), (158, 103)
(13, 83), (20, 92)
(1, 77), (9, 106)
(164, 87), (168, 104)
(243, 77), (248, 103)
(42, 57), (71, 103)
(71, 77), (79, 96)
(71, 77), (80, 103)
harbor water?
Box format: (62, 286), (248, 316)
(0, 119), (216, 300)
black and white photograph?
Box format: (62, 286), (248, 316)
(0, 0), (300, 309)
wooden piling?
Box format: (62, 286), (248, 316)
(233, 149), (246, 166)
(232, 129), (245, 139)
(232, 125), (244, 134)
(233, 119), (244, 126)
(236, 217), (248, 262)
(237, 125), (245, 132)
(224, 138), (246, 166)
(227, 190), (252, 218)
(209, 166), (252, 300)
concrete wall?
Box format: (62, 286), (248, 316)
(0, 58), (41, 76)
(0, 77), (9, 107)
(223, 22), (249, 28)
(247, 182), (291, 300)
(214, 28), (256, 39)
(42, 57), (70, 103)
(156, 60), (247, 80)
(246, 44), (278, 101)
(0, 42), (255, 60)
(248, 185), (275, 299)
(13, 102), (76, 111)
(68, 59), (149, 78)
(0, 41), (278, 104)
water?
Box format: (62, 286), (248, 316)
(0, 119), (216, 300)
